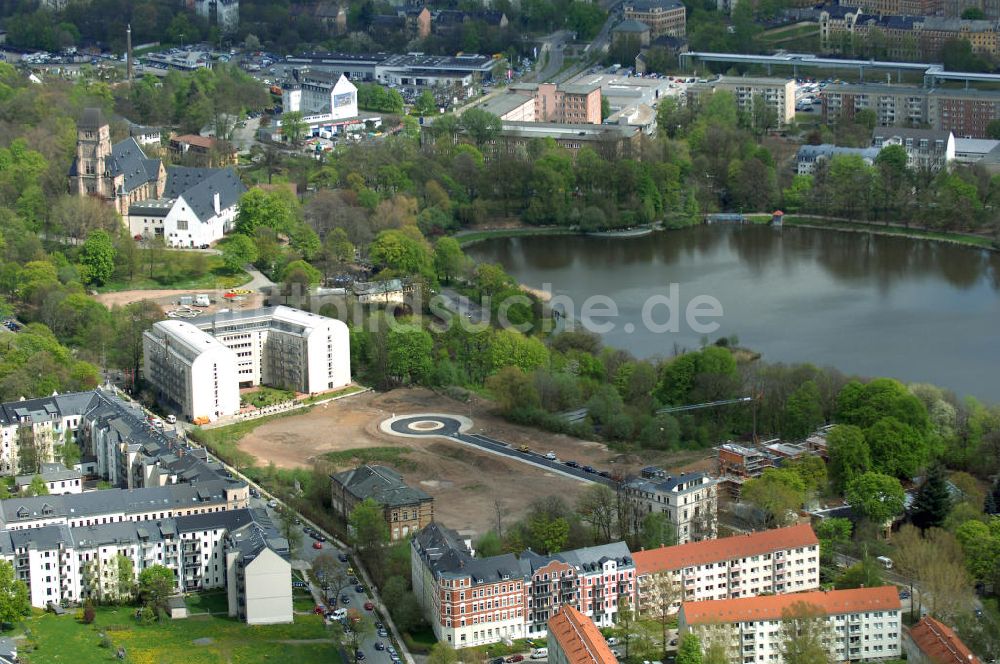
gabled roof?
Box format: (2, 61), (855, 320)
(681, 586), (900, 625)
(162, 167), (246, 223)
(109, 137), (162, 194)
(548, 606), (617, 664)
(908, 616), (981, 664)
(634, 523), (818, 575)
(614, 19), (651, 33)
(332, 464), (431, 507)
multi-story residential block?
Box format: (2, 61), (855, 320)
(821, 11), (1000, 60)
(633, 524), (820, 615)
(495, 82), (603, 125)
(622, 0), (687, 38)
(143, 320), (242, 423)
(678, 586), (902, 663)
(15, 463), (82, 495)
(330, 465), (433, 542)
(144, 307), (352, 422)
(873, 127), (955, 171)
(796, 144), (882, 175)
(547, 605), (618, 664)
(225, 518), (294, 625)
(411, 524), (636, 648)
(904, 615), (982, 664)
(840, 0), (940, 15)
(623, 472), (717, 544)
(0, 392), (92, 476)
(687, 77), (796, 126)
(281, 71), (359, 118)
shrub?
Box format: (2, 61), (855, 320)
(82, 604), (96, 624)
(99, 634), (113, 649)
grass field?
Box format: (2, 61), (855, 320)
(302, 385), (367, 405)
(98, 251), (249, 293)
(185, 591), (230, 615)
(241, 387), (295, 409)
(321, 446), (414, 470)
(19, 607), (338, 664)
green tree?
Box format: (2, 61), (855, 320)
(779, 602), (835, 664)
(640, 511), (678, 550)
(138, 565), (175, 616)
(955, 518), (1000, 583)
(577, 484), (618, 543)
(281, 111), (306, 145)
(676, 633), (703, 664)
(528, 513), (569, 554)
(116, 554), (135, 603)
(26, 475), (49, 497)
(233, 188), (299, 236)
(79, 229), (116, 285)
(350, 498), (390, 566)
(865, 416), (928, 480)
(427, 642), (459, 664)
(474, 532), (504, 558)
(786, 455), (828, 496)
(432, 237), (465, 283)
(221, 234), (258, 272)
(278, 508), (303, 553)
(458, 108), (501, 147)
(742, 468), (806, 528)
(485, 366), (541, 413)
(0, 560), (29, 624)
(827, 424), (870, 492)
(911, 463), (952, 531)
(846, 472), (905, 532)
(987, 119), (1000, 140)
(835, 557), (884, 590)
(386, 325), (433, 385)
(815, 517), (852, 563)
(368, 229), (432, 277)
(783, 381), (825, 440)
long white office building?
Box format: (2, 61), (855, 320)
(143, 306), (351, 422)
(679, 586), (902, 662)
(633, 523), (821, 614)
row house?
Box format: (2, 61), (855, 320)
(633, 524), (820, 615)
(0, 507), (290, 624)
(623, 471), (718, 544)
(679, 586), (902, 663)
(411, 524), (636, 648)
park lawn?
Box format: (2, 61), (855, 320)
(23, 607), (338, 664)
(293, 588), (316, 612)
(98, 251), (250, 293)
(185, 590), (230, 615)
(321, 446), (414, 470)
(301, 384), (367, 404)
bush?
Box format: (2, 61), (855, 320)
(99, 634), (113, 648)
(136, 606), (156, 626)
(83, 604), (96, 624)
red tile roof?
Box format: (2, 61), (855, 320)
(908, 616), (981, 664)
(681, 586), (901, 625)
(547, 606), (617, 664)
(172, 134), (217, 149)
(633, 524), (819, 575)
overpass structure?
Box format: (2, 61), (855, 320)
(679, 51), (1000, 87)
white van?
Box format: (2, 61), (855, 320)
(876, 556), (893, 570)
(530, 649), (548, 660)
(166, 414), (177, 424)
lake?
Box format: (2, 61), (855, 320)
(466, 225), (1000, 399)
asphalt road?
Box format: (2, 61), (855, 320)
(255, 498), (394, 664)
(386, 415), (618, 486)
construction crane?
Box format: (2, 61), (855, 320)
(656, 396), (753, 414)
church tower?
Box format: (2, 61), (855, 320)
(71, 108), (113, 200)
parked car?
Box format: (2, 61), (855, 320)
(507, 656), (524, 663)
(338, 553), (349, 562)
(565, 460), (579, 468)
(349, 576), (359, 585)
(313, 541), (323, 549)
(356, 650), (365, 660)
(341, 595), (350, 604)
(606, 637), (619, 646)
(355, 584), (365, 593)
(545, 451), (557, 460)
(374, 621), (384, 630)
(898, 590), (910, 599)
(374, 642), (385, 651)
(492, 658), (505, 664)
(378, 628), (389, 638)
(313, 605), (326, 615)
(364, 601), (374, 611)
(582, 465), (596, 473)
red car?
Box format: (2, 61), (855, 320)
(507, 657), (524, 663)
(313, 605), (326, 615)
(364, 601), (374, 611)
(312, 541), (323, 549)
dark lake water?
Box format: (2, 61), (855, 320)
(466, 225), (1000, 400)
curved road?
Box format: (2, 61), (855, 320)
(384, 414), (617, 486)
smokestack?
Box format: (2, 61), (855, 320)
(126, 24), (133, 84)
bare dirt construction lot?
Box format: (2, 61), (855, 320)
(95, 289), (265, 311)
(239, 388), (658, 535)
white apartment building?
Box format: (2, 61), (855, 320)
(14, 463), (82, 495)
(872, 127), (956, 172)
(687, 76), (797, 126)
(633, 523), (820, 615)
(225, 524), (294, 625)
(192, 306), (352, 395)
(624, 471), (718, 544)
(143, 320), (241, 423)
(0, 392), (92, 476)
(679, 586), (902, 663)
(282, 71), (359, 118)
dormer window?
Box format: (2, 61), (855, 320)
(16, 507), (28, 519)
(42, 504), (53, 516)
